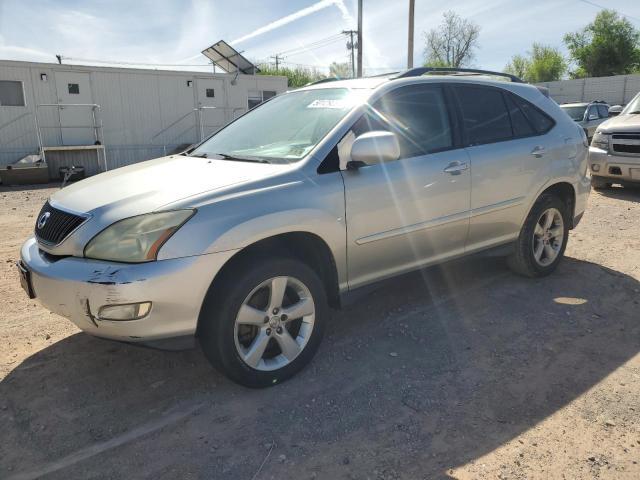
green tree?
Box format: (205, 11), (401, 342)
(564, 10), (640, 77)
(329, 61), (353, 79)
(505, 44), (567, 82)
(423, 11), (480, 67)
(257, 64), (326, 88)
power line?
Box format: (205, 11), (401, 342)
(276, 34), (345, 56)
(576, 0), (640, 23)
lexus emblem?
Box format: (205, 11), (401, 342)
(37, 211), (51, 230)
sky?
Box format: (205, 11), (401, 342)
(0, 0), (639, 75)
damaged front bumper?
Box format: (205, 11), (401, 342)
(20, 237), (236, 342)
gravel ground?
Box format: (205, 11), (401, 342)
(1, 183), (639, 480)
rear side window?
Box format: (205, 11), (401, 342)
(454, 85), (512, 146)
(511, 94), (555, 134)
(354, 84), (452, 158)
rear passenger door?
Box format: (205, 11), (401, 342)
(452, 84), (558, 252)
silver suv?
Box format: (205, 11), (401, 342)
(19, 68), (590, 387)
(589, 92), (640, 189)
(560, 101), (610, 140)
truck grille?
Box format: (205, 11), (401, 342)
(34, 202), (87, 245)
(611, 133), (640, 155)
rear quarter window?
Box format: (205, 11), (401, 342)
(511, 93), (555, 134)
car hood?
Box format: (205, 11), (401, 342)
(598, 113), (640, 133)
(49, 155), (293, 216)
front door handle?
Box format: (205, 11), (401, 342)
(443, 161), (469, 175)
(530, 146), (546, 157)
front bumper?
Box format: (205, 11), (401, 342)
(20, 237), (236, 342)
(589, 147), (640, 183)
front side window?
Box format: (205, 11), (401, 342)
(597, 104), (609, 118)
(193, 88), (366, 163)
(352, 84), (452, 158)
(0, 80), (25, 106)
(454, 85), (512, 146)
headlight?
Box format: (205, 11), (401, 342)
(84, 210), (195, 262)
(591, 131), (609, 151)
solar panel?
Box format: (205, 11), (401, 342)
(201, 40), (260, 75)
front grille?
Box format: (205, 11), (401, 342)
(34, 202), (87, 245)
(611, 133), (640, 155)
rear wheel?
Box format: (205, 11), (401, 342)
(591, 176), (612, 190)
(199, 257), (327, 388)
(507, 194), (569, 278)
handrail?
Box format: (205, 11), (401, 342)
(151, 106), (221, 153)
(0, 111), (32, 134)
(35, 103), (108, 171)
(150, 110), (197, 142)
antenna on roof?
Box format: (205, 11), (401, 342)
(55, 54), (62, 65)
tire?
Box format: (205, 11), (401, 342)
(591, 176), (611, 190)
(507, 193), (570, 278)
(198, 256), (328, 388)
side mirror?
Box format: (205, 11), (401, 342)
(346, 131), (400, 169)
(608, 105), (623, 117)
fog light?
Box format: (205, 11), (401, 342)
(591, 164), (600, 172)
(98, 302), (152, 321)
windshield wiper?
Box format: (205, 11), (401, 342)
(627, 111), (640, 115)
(210, 153), (270, 164)
(188, 152), (208, 158)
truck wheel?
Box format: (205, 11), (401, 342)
(198, 257), (327, 388)
(507, 194), (569, 278)
(591, 176), (611, 190)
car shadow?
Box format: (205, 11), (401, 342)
(1, 256), (638, 479)
(596, 184), (640, 202)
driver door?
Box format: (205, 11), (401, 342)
(341, 84), (471, 289)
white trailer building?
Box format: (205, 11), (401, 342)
(0, 60), (287, 179)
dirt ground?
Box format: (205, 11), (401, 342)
(1, 183), (639, 480)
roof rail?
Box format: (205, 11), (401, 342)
(396, 67), (524, 83)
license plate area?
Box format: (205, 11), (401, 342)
(630, 168), (640, 180)
(17, 261), (36, 299)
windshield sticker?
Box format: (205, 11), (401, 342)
(307, 99), (347, 109)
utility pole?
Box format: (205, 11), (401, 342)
(55, 54), (62, 65)
(407, 0), (415, 69)
(342, 30), (357, 78)
(270, 55), (282, 73)
(357, 0), (363, 77)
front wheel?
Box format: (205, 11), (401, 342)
(198, 257), (328, 388)
(507, 194), (570, 278)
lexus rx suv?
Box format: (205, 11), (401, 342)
(19, 68), (590, 387)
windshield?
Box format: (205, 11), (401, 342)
(191, 88), (366, 163)
(560, 105), (587, 122)
(622, 93), (640, 115)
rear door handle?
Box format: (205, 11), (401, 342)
(443, 162), (469, 175)
(530, 146), (546, 157)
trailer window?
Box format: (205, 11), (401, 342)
(0, 80), (25, 106)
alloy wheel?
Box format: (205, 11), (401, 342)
(532, 207), (564, 267)
(233, 276), (315, 371)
